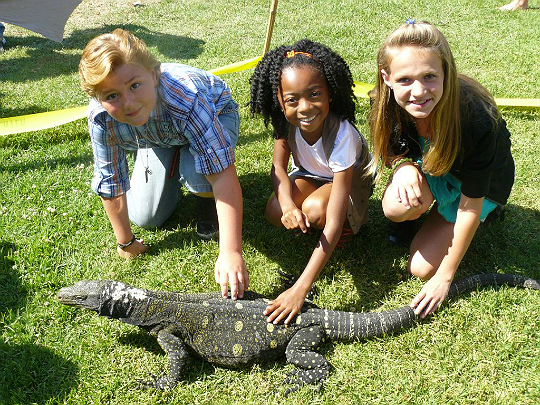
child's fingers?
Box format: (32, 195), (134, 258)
(396, 186), (410, 208)
(236, 271), (248, 299)
(412, 183), (423, 205)
(219, 271), (229, 299)
(284, 310), (298, 325)
(272, 308), (290, 325)
(264, 306), (279, 323)
(411, 289), (425, 308)
(229, 275), (239, 300)
(264, 302), (289, 324)
(303, 213), (310, 229)
(263, 301), (278, 316)
(296, 212), (308, 233)
(417, 298), (437, 318)
(413, 297), (428, 317)
(405, 186), (421, 207)
(413, 294), (440, 318)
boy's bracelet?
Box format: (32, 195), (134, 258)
(117, 235), (136, 250)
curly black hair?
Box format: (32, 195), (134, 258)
(248, 39), (357, 139)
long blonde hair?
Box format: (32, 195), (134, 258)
(79, 28), (160, 99)
(369, 21), (462, 179)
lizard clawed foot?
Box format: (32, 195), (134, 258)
(282, 367), (328, 396)
(137, 373), (178, 389)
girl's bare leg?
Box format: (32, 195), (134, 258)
(301, 182), (333, 229)
(265, 177), (322, 227)
(382, 170), (433, 222)
(407, 207), (454, 280)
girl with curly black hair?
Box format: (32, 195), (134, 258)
(249, 39), (372, 324)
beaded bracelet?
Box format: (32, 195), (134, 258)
(389, 157), (415, 176)
(117, 235), (136, 250)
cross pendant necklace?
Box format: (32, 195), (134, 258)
(135, 126), (152, 183)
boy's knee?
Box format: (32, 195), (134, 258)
(129, 211), (167, 229)
(128, 201), (175, 229)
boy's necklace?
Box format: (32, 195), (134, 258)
(135, 125), (152, 183)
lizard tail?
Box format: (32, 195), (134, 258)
(324, 273), (540, 342)
(447, 273), (540, 300)
(323, 305), (417, 341)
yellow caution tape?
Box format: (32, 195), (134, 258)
(0, 106), (87, 136)
(1, 56), (539, 137)
(493, 98), (540, 108)
(353, 81), (375, 99)
(208, 55), (263, 75)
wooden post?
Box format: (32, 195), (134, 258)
(263, 0), (278, 54)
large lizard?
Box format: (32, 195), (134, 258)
(57, 273), (540, 395)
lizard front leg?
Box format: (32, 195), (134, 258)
(139, 325), (187, 389)
(283, 325), (329, 396)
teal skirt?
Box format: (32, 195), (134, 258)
(416, 137), (498, 223)
(422, 169), (498, 223)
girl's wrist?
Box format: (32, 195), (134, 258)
(435, 266), (456, 283)
(389, 157), (416, 177)
(293, 276), (315, 296)
(391, 157), (414, 169)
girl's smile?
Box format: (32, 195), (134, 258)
(278, 65), (330, 143)
(97, 63), (159, 127)
(381, 47), (444, 127)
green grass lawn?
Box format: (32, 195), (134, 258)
(1, 0), (539, 403)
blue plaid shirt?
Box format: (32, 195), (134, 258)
(88, 63), (236, 198)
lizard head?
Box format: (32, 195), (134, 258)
(58, 280), (149, 319)
(57, 280), (113, 312)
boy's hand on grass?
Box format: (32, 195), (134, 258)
(116, 239), (148, 259)
(215, 251), (249, 300)
(264, 285), (307, 325)
(281, 207), (310, 233)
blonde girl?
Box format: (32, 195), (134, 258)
(369, 21), (514, 318)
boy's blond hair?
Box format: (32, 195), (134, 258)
(79, 28), (160, 99)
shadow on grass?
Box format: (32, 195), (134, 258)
(461, 202), (540, 278)
(0, 241), (27, 315)
(0, 142), (94, 173)
(135, 191), (209, 257)
(0, 242), (78, 404)
(0, 23), (205, 115)
(0, 342), (78, 405)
